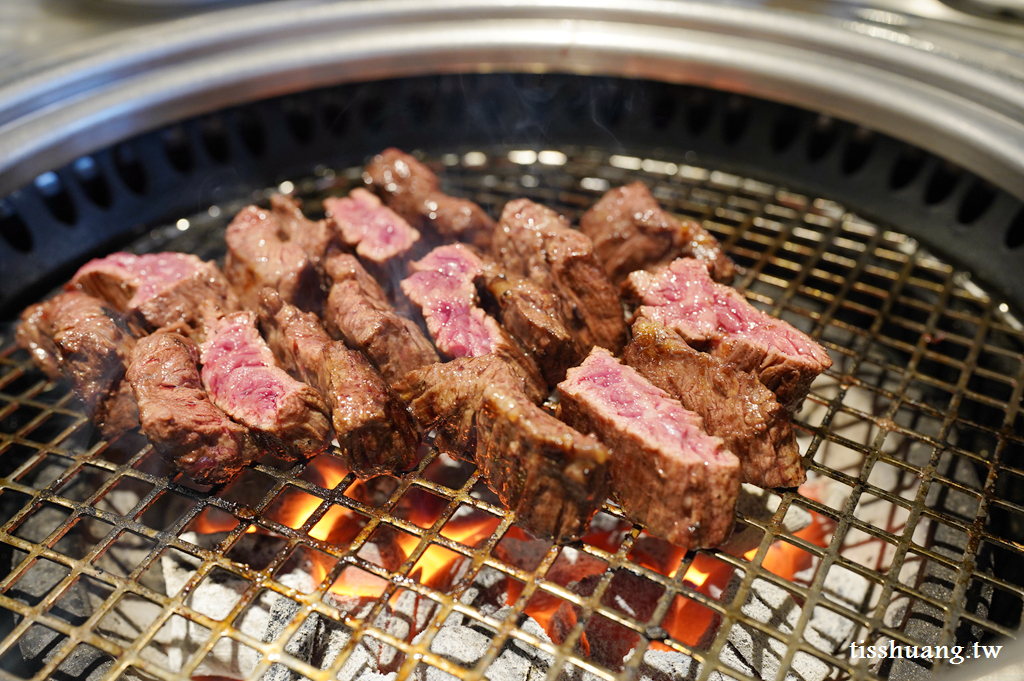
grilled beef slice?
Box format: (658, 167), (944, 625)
(623, 318), (804, 489)
(401, 244), (547, 403)
(271, 193), (339, 269)
(492, 198), (627, 354)
(70, 252), (233, 336)
(557, 347), (740, 550)
(200, 311), (331, 459)
(364, 148), (495, 250)
(628, 257), (832, 411)
(16, 292), (139, 438)
(323, 253), (439, 385)
(396, 356), (609, 542)
(477, 261), (582, 388)
(324, 188), (420, 264)
(224, 204), (322, 313)
(127, 332), (257, 484)
(579, 181), (735, 284)
(257, 289), (419, 477)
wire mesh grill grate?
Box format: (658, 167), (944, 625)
(0, 148), (1022, 681)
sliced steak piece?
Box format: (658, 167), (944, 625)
(323, 253), (439, 385)
(70, 252), (233, 336)
(127, 332), (258, 485)
(323, 251), (392, 311)
(557, 347), (739, 550)
(16, 292), (139, 438)
(623, 318), (804, 489)
(324, 188), (420, 264)
(257, 289), (419, 477)
(364, 148), (495, 250)
(200, 311), (331, 459)
(477, 261), (582, 388)
(580, 181), (735, 284)
(492, 198), (627, 354)
(401, 245), (547, 403)
(627, 258), (832, 411)
(224, 205), (322, 313)
(396, 356), (609, 542)
(271, 193), (339, 268)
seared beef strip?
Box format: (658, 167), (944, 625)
(580, 181), (735, 284)
(492, 198), (627, 354)
(323, 251), (392, 311)
(201, 311), (331, 459)
(16, 292), (139, 438)
(364, 148), (495, 250)
(396, 356), (609, 542)
(70, 252), (233, 337)
(271, 193), (339, 269)
(627, 257), (832, 411)
(224, 204), (322, 313)
(127, 332), (258, 485)
(257, 289), (419, 477)
(623, 318), (804, 489)
(557, 347), (739, 549)
(324, 188), (420, 264)
(401, 244), (547, 403)
(323, 253), (439, 385)
(477, 261), (582, 388)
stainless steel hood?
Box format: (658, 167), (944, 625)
(3, 0), (1024, 201)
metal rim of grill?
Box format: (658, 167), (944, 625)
(0, 147), (1021, 681)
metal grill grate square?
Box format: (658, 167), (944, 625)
(0, 148), (1021, 681)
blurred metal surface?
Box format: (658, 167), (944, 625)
(2, 0), (1024, 203)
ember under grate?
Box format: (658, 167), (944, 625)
(0, 148), (1022, 681)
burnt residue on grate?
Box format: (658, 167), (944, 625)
(0, 150), (1022, 681)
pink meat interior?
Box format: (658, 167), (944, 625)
(402, 245), (497, 358)
(633, 258), (830, 361)
(325, 188), (419, 263)
(563, 348), (727, 462)
(75, 252), (206, 308)
(200, 312), (288, 431)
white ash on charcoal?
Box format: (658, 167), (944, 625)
(881, 455), (992, 681)
(412, 607), (555, 681)
(721, 485), (812, 558)
(721, 568), (870, 681)
(161, 532), (317, 678)
(261, 594), (387, 681)
(260, 569), (478, 681)
(460, 566), (517, 616)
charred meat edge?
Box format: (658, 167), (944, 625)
(258, 289), (419, 478)
(557, 347), (740, 549)
(396, 356), (609, 542)
(623, 317), (804, 489)
(200, 310), (331, 460)
(16, 291), (139, 438)
(127, 331), (258, 485)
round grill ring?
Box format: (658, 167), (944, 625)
(0, 147), (1021, 681)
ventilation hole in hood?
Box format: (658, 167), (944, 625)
(686, 89), (714, 135)
(72, 156), (112, 209)
(889, 147), (926, 190)
(807, 115), (840, 161)
(721, 95), (751, 145)
(162, 126), (194, 174)
(840, 127), (874, 175)
(958, 180), (997, 224)
(34, 172), (76, 226)
(236, 109), (266, 157)
(0, 201), (31, 253)
(200, 116), (231, 164)
(771, 106), (802, 153)
(925, 162), (961, 205)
